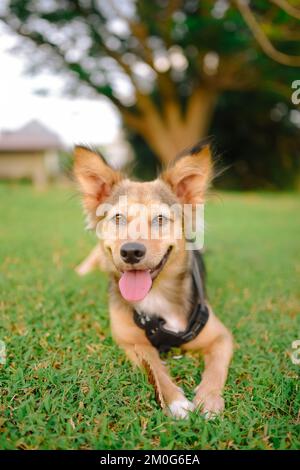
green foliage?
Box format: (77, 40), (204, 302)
(2, 1), (300, 104)
(0, 184), (299, 449)
(210, 90), (300, 190)
(1, 1), (300, 187)
(130, 89), (300, 189)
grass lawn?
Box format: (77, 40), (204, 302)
(0, 183), (299, 450)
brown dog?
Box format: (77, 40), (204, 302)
(74, 143), (233, 419)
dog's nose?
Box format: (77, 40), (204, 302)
(120, 242), (146, 264)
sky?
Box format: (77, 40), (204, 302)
(0, 24), (121, 147)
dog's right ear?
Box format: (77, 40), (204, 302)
(73, 146), (122, 218)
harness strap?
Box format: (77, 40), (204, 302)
(133, 251), (209, 353)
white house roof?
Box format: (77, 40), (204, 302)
(0, 120), (63, 151)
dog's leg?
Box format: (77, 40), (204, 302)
(122, 343), (194, 419)
(75, 245), (100, 276)
(111, 307), (194, 419)
(183, 310), (233, 418)
(194, 332), (233, 418)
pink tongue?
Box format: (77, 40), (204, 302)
(119, 270), (152, 302)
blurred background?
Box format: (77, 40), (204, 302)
(0, 0), (299, 189)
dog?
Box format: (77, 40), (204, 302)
(73, 142), (233, 419)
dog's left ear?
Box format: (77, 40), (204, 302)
(161, 142), (213, 204)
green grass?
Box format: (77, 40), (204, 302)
(0, 183), (299, 450)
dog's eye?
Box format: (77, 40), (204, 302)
(152, 215), (168, 227)
(112, 214), (127, 225)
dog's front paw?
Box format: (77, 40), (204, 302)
(194, 388), (224, 419)
(168, 398), (195, 420)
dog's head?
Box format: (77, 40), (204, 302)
(74, 142), (213, 303)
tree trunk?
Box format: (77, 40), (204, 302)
(123, 88), (218, 165)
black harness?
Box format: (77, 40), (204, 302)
(133, 251), (209, 353)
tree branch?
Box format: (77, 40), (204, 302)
(110, 0), (179, 102)
(122, 111), (147, 133)
(235, 0), (300, 67)
(70, 0), (139, 89)
(2, 19), (146, 126)
(270, 0), (300, 20)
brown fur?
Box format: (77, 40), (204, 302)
(74, 144), (233, 419)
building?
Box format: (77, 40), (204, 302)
(0, 120), (64, 187)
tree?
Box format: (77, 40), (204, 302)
(1, 0), (300, 164)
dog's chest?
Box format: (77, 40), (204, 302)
(135, 289), (187, 333)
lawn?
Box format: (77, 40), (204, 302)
(0, 183), (299, 450)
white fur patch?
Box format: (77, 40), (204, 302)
(136, 289), (185, 332)
(168, 398), (195, 419)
